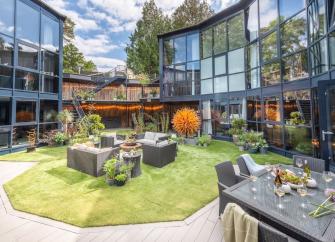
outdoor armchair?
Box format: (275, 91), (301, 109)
(142, 141), (177, 168)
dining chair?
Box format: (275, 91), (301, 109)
(259, 222), (298, 242)
(215, 161), (246, 215)
(237, 156), (250, 177)
(293, 155), (325, 173)
(237, 154), (264, 177)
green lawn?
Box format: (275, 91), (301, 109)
(3, 140), (291, 227)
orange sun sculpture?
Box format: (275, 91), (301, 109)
(172, 108), (200, 137)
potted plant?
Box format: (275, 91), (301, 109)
(115, 173), (127, 186)
(150, 89), (158, 98)
(229, 118), (246, 143)
(103, 158), (117, 185)
(197, 135), (212, 147)
(54, 132), (67, 146)
(236, 141), (245, 151)
(258, 138), (269, 154)
(248, 143), (259, 154)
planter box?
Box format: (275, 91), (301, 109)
(184, 138), (197, 146)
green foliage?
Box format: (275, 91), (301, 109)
(296, 142), (313, 155)
(54, 132), (67, 145)
(115, 173), (127, 182)
(197, 135), (212, 146)
(257, 137), (268, 148)
(145, 122), (158, 132)
(244, 131), (263, 145)
(79, 114), (105, 136)
(74, 89), (95, 100)
(231, 118), (246, 130)
(289, 111), (304, 125)
(132, 112), (145, 133)
(57, 110), (73, 135)
(160, 112), (170, 133)
(103, 158), (117, 179)
(63, 18), (75, 42)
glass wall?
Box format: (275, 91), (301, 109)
(0, 66), (13, 89)
(228, 13), (245, 50)
(259, 0), (278, 34)
(0, 0), (15, 36)
(12, 125), (36, 146)
(40, 100), (58, 122)
(0, 97), (11, 125)
(308, 0), (327, 43)
(41, 14), (60, 53)
(310, 38), (328, 75)
(246, 0), (258, 42)
(0, 34), (14, 66)
(15, 70), (39, 91)
(213, 22), (227, 55)
(18, 43), (38, 70)
(283, 51), (308, 81)
(0, 127), (10, 150)
(16, 100), (36, 123)
(329, 31), (335, 69)
(279, 0), (305, 21)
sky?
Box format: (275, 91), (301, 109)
(42, 0), (240, 72)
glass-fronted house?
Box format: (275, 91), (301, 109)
(158, 0), (335, 169)
(0, 0), (64, 153)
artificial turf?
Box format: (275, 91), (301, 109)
(2, 140), (291, 227)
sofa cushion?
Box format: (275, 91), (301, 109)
(138, 139), (156, 145)
(157, 140), (169, 147)
(144, 132), (155, 140)
(154, 133), (168, 141)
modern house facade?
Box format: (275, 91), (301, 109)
(158, 0), (335, 169)
(0, 0), (64, 153)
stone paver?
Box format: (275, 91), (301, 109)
(0, 162), (224, 241)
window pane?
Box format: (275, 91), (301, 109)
(42, 51), (59, 76)
(41, 75), (58, 93)
(308, 0), (327, 43)
(15, 70), (39, 91)
(0, 34), (14, 66)
(18, 43), (38, 70)
(187, 33), (199, 61)
(175, 65), (186, 82)
(281, 12), (307, 55)
(201, 78), (213, 94)
(0, 66), (13, 89)
(279, 0), (305, 21)
(262, 31), (277, 63)
(260, 0), (278, 34)
(211, 100), (229, 136)
(201, 58), (212, 79)
(262, 62), (281, 86)
(285, 126), (313, 155)
(0, 127), (10, 150)
(247, 96), (261, 121)
(41, 14), (59, 52)
(228, 48), (244, 74)
(39, 123), (58, 139)
(246, 0), (259, 42)
(201, 28), (212, 59)
(229, 97), (246, 120)
(263, 124), (284, 148)
(0, 0), (14, 36)
(40, 100), (58, 122)
(213, 22), (227, 54)
(187, 62), (200, 95)
(174, 36), (186, 64)
(283, 51), (308, 81)
(0, 97), (11, 125)
(163, 65), (174, 97)
(330, 32), (335, 69)
(331, 1), (335, 28)
(264, 95), (281, 122)
(214, 55), (226, 76)
(228, 13), (245, 50)
(310, 38), (328, 75)
(247, 42), (259, 69)
(17, 0), (40, 45)
(214, 76), (227, 93)
(229, 73), (245, 92)
(283, 90), (311, 125)
(247, 68), (260, 89)
(16, 100), (36, 122)
(12, 125), (36, 146)
(164, 39), (174, 66)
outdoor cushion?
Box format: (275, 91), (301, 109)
(144, 132), (155, 140)
(154, 133), (167, 140)
(157, 140), (169, 147)
(138, 139), (156, 145)
(241, 154), (264, 175)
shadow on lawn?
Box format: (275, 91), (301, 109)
(46, 166), (89, 185)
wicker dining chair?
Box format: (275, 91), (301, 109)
(293, 155), (326, 173)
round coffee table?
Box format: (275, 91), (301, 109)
(120, 143), (142, 152)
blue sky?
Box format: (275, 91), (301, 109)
(43, 0), (239, 72)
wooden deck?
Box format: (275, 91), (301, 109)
(0, 162), (224, 242)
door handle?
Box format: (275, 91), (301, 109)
(322, 130), (334, 141)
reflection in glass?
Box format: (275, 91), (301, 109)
(264, 95), (281, 122)
(228, 48), (244, 74)
(175, 65), (186, 82)
(41, 75), (58, 93)
(279, 0), (305, 21)
(330, 32), (335, 69)
(174, 36), (186, 64)
(283, 90), (311, 125)
(259, 0), (278, 33)
(247, 96), (261, 121)
(187, 33), (199, 61)
(163, 39), (174, 66)
(262, 62), (281, 86)
(201, 78), (213, 94)
(285, 126), (313, 155)
(247, 68), (260, 89)
(246, 0), (259, 42)
(17, 0), (40, 45)
(42, 51), (59, 76)
(16, 101), (36, 123)
(214, 55), (226, 76)
(211, 100), (229, 136)
(283, 51), (308, 82)
(163, 65), (174, 97)
(229, 96), (246, 120)
(229, 73), (245, 92)
(201, 28), (212, 59)
(310, 38), (328, 75)
(263, 124), (284, 148)
(228, 13), (245, 50)
(12, 125), (36, 146)
(0, 0), (14, 36)
(0, 127), (10, 149)
(187, 61), (200, 95)
(247, 42), (259, 69)
(0, 66), (13, 89)
(0, 97), (11, 125)
(18, 44), (38, 70)
(213, 22), (227, 55)
(262, 31), (277, 63)
(201, 58), (212, 79)
(15, 70), (39, 91)
(214, 76), (227, 93)
(308, 0), (327, 43)
(41, 14), (60, 52)
(40, 100), (58, 122)
(0, 35), (14, 66)
(332, 1), (335, 28)
(39, 123), (58, 139)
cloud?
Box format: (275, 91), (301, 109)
(86, 56), (126, 72)
(75, 35), (119, 56)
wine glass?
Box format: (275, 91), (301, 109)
(275, 185), (285, 209)
(265, 162), (272, 180)
(296, 158), (303, 175)
(297, 184), (308, 209)
(322, 171), (333, 189)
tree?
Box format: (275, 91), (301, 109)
(82, 60), (97, 73)
(126, 0), (172, 78)
(64, 18), (75, 43)
(57, 110), (74, 135)
(63, 43), (97, 73)
(172, 0), (214, 29)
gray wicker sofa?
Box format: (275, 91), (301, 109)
(137, 132), (169, 145)
(67, 145), (120, 177)
(142, 141), (177, 168)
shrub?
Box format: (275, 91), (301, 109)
(198, 135), (212, 146)
(145, 122), (158, 132)
(103, 158), (117, 179)
(57, 110), (73, 135)
(228, 118), (246, 136)
(79, 114), (105, 136)
(115, 173), (127, 182)
(172, 108), (200, 137)
(54, 132), (67, 145)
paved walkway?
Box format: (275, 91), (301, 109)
(0, 162), (224, 242)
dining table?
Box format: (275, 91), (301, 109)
(222, 165), (335, 242)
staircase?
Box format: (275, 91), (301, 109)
(296, 100), (311, 123)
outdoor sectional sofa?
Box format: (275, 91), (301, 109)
(142, 141), (177, 168)
(137, 132), (170, 145)
(67, 145), (120, 177)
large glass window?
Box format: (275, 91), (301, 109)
(0, 127), (10, 150)
(211, 99), (229, 136)
(17, 0), (40, 45)
(0, 66), (13, 89)
(214, 76), (228, 93)
(175, 64), (186, 82)
(264, 95), (281, 122)
(42, 51), (59, 76)
(229, 97), (246, 120)
(246, 0), (259, 42)
(330, 31), (335, 69)
(164, 39), (174, 66)
(281, 12), (307, 55)
(229, 73), (245, 92)
(228, 48), (244, 74)
(0, 35), (14, 66)
(0, 97), (11, 125)
(228, 13), (245, 50)
(310, 38), (328, 75)
(201, 78), (213, 94)
(41, 14), (60, 53)
(283, 51), (308, 81)
(18, 43), (39, 70)
(15, 70), (39, 91)
(12, 125), (36, 146)
(308, 0), (327, 43)
(259, 0), (278, 34)
(214, 55), (226, 76)
(213, 22), (227, 55)
(16, 100), (36, 123)
(279, 0), (305, 21)
(201, 28), (212, 59)
(201, 58), (212, 79)
(263, 124), (284, 148)
(0, 0), (14, 36)
(262, 62), (281, 86)
(39, 123), (58, 139)
(262, 31), (277, 63)
(40, 100), (58, 122)
(331, 1), (335, 28)
(247, 68), (260, 89)
(174, 36), (186, 64)
(187, 61), (200, 95)
(41, 75), (59, 93)
(283, 90), (311, 125)
(187, 33), (199, 61)
(247, 42), (259, 69)
(285, 126), (313, 155)
(247, 96), (261, 121)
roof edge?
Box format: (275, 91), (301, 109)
(34, 0), (66, 21)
